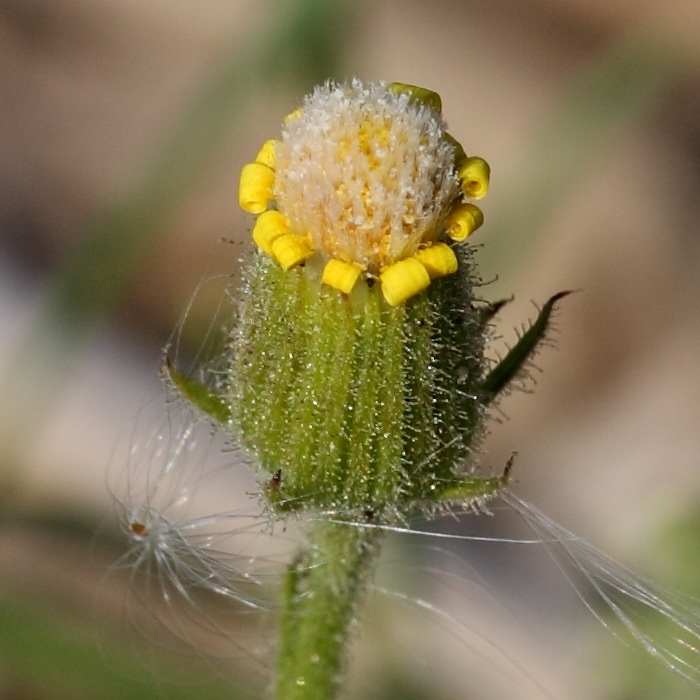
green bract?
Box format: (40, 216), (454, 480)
(229, 247), (486, 516)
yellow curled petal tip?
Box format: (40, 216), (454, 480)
(388, 82), (442, 114)
(270, 233), (314, 271)
(239, 162), (275, 214)
(253, 210), (289, 255)
(413, 243), (458, 279)
(322, 259), (365, 295)
(284, 108), (303, 124)
(445, 203), (484, 242)
(255, 140), (279, 169)
(458, 156), (490, 200)
(379, 258), (431, 306)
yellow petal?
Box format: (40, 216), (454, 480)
(458, 156), (490, 200)
(252, 210), (289, 255)
(380, 258), (430, 306)
(322, 259), (365, 295)
(413, 244), (458, 279)
(270, 233), (314, 270)
(445, 203), (484, 242)
(239, 162), (275, 214)
(284, 108), (303, 124)
(255, 140), (279, 169)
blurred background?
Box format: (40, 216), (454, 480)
(2, 0), (700, 698)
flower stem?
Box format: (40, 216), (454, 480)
(275, 520), (379, 700)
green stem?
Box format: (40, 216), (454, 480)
(275, 520), (379, 700)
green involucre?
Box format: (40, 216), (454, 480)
(227, 248), (486, 515)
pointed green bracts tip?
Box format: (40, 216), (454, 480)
(480, 291), (572, 405)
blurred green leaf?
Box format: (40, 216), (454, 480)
(0, 596), (254, 700)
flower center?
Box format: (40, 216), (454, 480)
(238, 79), (490, 305)
(275, 80), (458, 271)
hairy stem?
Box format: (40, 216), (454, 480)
(275, 521), (379, 700)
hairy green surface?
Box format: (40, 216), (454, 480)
(0, 596), (251, 700)
(481, 291), (572, 405)
(276, 522), (379, 700)
(228, 251), (485, 515)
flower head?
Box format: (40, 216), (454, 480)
(229, 80), (495, 516)
(239, 79), (489, 305)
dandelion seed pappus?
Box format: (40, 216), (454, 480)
(103, 275), (297, 689)
(310, 491), (700, 699)
(107, 400), (291, 683)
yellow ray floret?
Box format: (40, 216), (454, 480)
(239, 162), (275, 214)
(458, 156), (490, 200)
(445, 203), (484, 242)
(413, 243), (458, 279)
(270, 233), (314, 271)
(284, 108), (303, 124)
(255, 140), (279, 169)
(380, 258), (431, 306)
(322, 259), (365, 295)
(253, 210), (289, 255)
